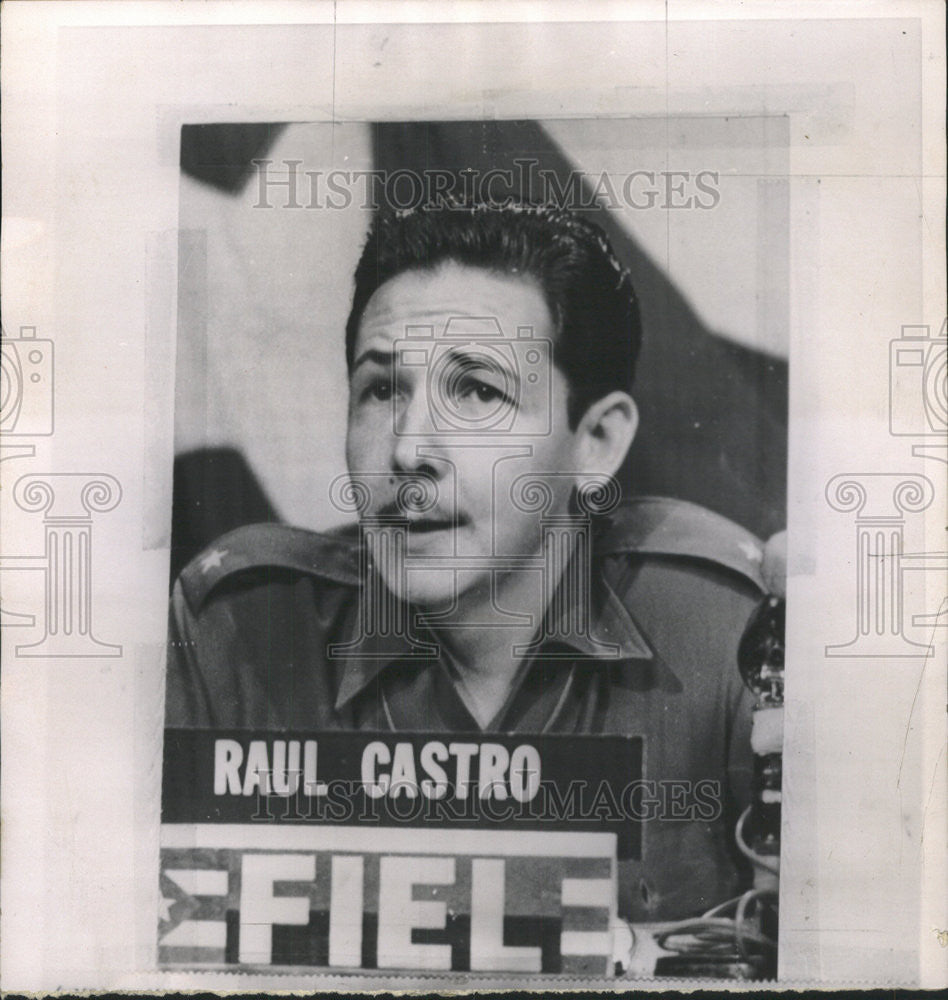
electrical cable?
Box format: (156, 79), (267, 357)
(735, 804), (780, 875)
(653, 888), (778, 962)
(735, 888), (778, 963)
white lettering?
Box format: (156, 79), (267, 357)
(390, 741), (418, 799)
(470, 859), (542, 971)
(213, 739), (243, 795)
(509, 744), (541, 803)
(328, 855), (364, 966)
(303, 740), (327, 796)
(377, 856), (454, 969)
(448, 742), (478, 799)
(419, 741), (449, 799)
(238, 853), (314, 964)
(270, 740), (300, 796)
(242, 740), (272, 796)
(361, 741), (391, 798)
(478, 743), (510, 800)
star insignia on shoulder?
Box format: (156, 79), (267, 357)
(738, 540), (763, 564)
(158, 894), (176, 923)
(199, 548), (229, 574)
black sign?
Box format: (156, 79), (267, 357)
(163, 730), (644, 860)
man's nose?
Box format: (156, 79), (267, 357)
(391, 388), (442, 474)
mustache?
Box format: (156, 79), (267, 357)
(363, 474), (449, 520)
(374, 500), (468, 523)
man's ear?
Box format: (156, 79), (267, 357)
(573, 391), (639, 478)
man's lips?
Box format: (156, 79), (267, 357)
(407, 516), (464, 534)
(373, 502), (469, 532)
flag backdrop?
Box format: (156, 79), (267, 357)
(171, 120), (788, 582)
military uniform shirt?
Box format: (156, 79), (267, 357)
(166, 496), (765, 923)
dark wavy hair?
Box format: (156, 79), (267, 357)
(345, 201), (641, 428)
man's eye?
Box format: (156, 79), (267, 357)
(362, 377), (394, 402)
(456, 377), (508, 406)
(471, 382), (503, 404)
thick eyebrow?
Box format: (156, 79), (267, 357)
(441, 346), (519, 382)
(351, 347), (394, 374)
(352, 344), (521, 393)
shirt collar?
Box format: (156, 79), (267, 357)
(332, 559), (653, 712)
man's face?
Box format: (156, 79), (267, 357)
(345, 261), (583, 606)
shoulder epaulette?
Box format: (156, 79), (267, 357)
(598, 497), (767, 591)
(177, 522), (361, 613)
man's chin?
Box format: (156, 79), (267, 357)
(370, 567), (474, 610)
(405, 568), (459, 608)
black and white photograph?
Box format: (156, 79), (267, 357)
(0, 2), (944, 993)
(162, 118), (788, 981)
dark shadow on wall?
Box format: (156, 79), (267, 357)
(173, 125), (289, 579)
(180, 122), (287, 193)
(370, 120), (788, 540)
(171, 120), (788, 577)
(170, 448), (281, 588)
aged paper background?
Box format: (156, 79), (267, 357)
(1, 0), (945, 990)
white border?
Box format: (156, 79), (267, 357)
(1, 0), (945, 991)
